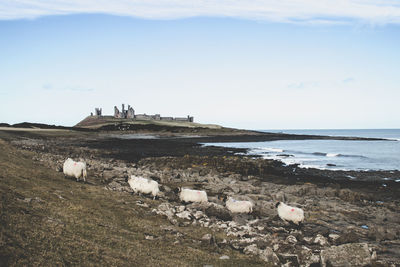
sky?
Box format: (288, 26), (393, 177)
(0, 1), (399, 129)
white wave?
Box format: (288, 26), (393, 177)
(298, 163), (329, 170)
(395, 179), (400, 183)
(326, 153), (339, 157)
(258, 147), (284, 153)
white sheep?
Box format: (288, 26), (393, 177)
(179, 188), (208, 203)
(128, 176), (159, 199)
(276, 202), (304, 225)
(225, 197), (253, 214)
(63, 158), (87, 182)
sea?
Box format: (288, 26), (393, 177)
(205, 129), (400, 172)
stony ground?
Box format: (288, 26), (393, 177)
(1, 129), (399, 266)
(0, 139), (264, 266)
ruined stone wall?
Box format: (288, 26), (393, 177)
(107, 104), (194, 122)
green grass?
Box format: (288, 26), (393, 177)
(76, 116), (223, 129)
(0, 139), (264, 266)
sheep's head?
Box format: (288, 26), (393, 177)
(218, 194), (227, 202)
(275, 202), (281, 208)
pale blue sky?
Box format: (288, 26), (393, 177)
(0, 1), (399, 129)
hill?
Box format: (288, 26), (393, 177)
(75, 116), (223, 130)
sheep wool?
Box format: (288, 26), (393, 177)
(225, 197), (253, 214)
(179, 188), (208, 203)
(63, 158), (87, 182)
(276, 202), (304, 225)
(128, 176), (159, 199)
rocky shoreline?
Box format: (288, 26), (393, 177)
(3, 130), (400, 266)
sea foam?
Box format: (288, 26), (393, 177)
(326, 153), (339, 157)
(259, 147), (284, 153)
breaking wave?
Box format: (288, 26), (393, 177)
(258, 147), (284, 153)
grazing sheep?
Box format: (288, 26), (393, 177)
(276, 202), (304, 225)
(225, 197), (253, 214)
(179, 188), (208, 203)
(63, 158), (87, 182)
(128, 176), (159, 199)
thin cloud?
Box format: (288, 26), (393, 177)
(287, 77), (356, 89)
(1, 0), (400, 25)
(287, 81), (320, 89)
(343, 77), (355, 83)
(42, 83), (94, 92)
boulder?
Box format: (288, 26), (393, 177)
(320, 243), (373, 267)
(205, 203), (232, 221)
(259, 247), (281, 266)
(244, 245), (280, 265)
(314, 234), (329, 246)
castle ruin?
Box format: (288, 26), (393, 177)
(114, 104), (135, 119)
(91, 104), (194, 122)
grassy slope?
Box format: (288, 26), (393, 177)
(75, 116), (223, 129)
(0, 139), (264, 266)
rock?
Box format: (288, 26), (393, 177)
(106, 181), (130, 192)
(244, 245), (280, 265)
(336, 230), (360, 244)
(193, 210), (205, 220)
(279, 254), (299, 266)
(202, 233), (212, 241)
(320, 243), (373, 267)
(136, 201), (149, 208)
(314, 234), (329, 246)
(259, 247), (280, 266)
(243, 244), (259, 255)
(102, 170), (119, 182)
(201, 234), (216, 245)
(145, 235), (154, 240)
(328, 234), (340, 242)
(253, 200), (276, 217)
(205, 203), (232, 221)
(176, 211), (192, 220)
(232, 214), (252, 225)
(299, 246), (320, 266)
(18, 197), (32, 203)
(219, 223), (227, 229)
(177, 205), (185, 212)
(219, 255), (230, 260)
(158, 202), (173, 212)
(286, 235), (297, 244)
(303, 236), (313, 245)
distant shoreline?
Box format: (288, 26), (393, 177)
(0, 121), (392, 142)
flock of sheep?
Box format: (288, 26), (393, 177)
(63, 158), (305, 225)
